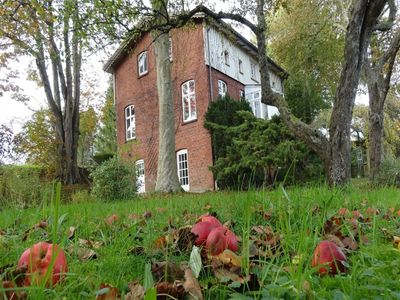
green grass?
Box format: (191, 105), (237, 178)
(1, 184), (400, 299)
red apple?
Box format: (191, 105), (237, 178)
(18, 242), (68, 286)
(191, 221), (219, 245)
(206, 226), (229, 255)
(198, 214), (222, 227)
(311, 240), (347, 275)
(225, 228), (239, 252)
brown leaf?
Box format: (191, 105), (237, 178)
(151, 262), (185, 283)
(342, 237), (358, 251)
(155, 282), (185, 299)
(105, 214), (119, 225)
(324, 234), (345, 248)
(210, 250), (242, 268)
(128, 214), (142, 221)
(21, 220), (48, 241)
(67, 226), (76, 239)
(156, 207), (167, 213)
(0, 229), (5, 235)
(125, 280), (145, 300)
(142, 211), (152, 219)
(183, 268), (203, 300)
(365, 207), (379, 216)
(96, 283), (120, 300)
(393, 236), (400, 249)
(77, 248), (97, 261)
(175, 226), (197, 252)
(214, 267), (249, 285)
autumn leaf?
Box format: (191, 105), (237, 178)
(183, 268), (203, 300)
(95, 283), (120, 300)
(67, 226), (76, 239)
(125, 280), (145, 300)
(105, 214), (119, 225)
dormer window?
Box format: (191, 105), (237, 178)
(138, 51), (148, 76)
(223, 50), (230, 66)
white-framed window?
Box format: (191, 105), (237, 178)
(177, 149), (189, 191)
(168, 36), (173, 62)
(138, 51), (148, 76)
(250, 62), (257, 80)
(247, 91), (267, 119)
(223, 50), (230, 66)
(240, 90), (245, 99)
(125, 105), (135, 141)
(218, 80), (227, 97)
(238, 59), (243, 74)
(182, 80), (197, 122)
(135, 159), (145, 193)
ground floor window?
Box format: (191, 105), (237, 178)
(176, 149), (189, 191)
(135, 159), (145, 193)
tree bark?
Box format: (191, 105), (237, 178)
(152, 0), (182, 192)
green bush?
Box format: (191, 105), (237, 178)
(374, 157), (400, 187)
(0, 164), (49, 208)
(91, 157), (137, 201)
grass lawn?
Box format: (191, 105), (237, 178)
(1, 184), (400, 299)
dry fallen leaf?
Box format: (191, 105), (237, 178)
(125, 280), (145, 300)
(77, 248), (97, 261)
(155, 281), (185, 299)
(105, 214), (119, 225)
(67, 226), (76, 239)
(142, 211), (152, 219)
(212, 250), (242, 268)
(95, 283), (120, 300)
(183, 268), (203, 300)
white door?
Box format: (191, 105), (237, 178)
(176, 149), (189, 191)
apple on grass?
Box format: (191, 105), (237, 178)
(311, 240), (347, 275)
(18, 242), (68, 286)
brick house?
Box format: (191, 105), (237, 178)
(104, 12), (286, 193)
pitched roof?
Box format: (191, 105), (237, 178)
(103, 9), (287, 78)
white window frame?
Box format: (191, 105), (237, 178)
(176, 149), (189, 191)
(240, 90), (245, 99)
(218, 80), (227, 97)
(250, 62), (257, 81)
(238, 59), (243, 74)
(135, 159), (145, 193)
(181, 80), (197, 122)
(138, 51), (148, 76)
(125, 105), (136, 141)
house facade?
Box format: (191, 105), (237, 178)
(104, 13), (286, 193)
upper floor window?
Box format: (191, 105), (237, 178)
(182, 80), (197, 122)
(168, 36), (173, 62)
(238, 59), (243, 74)
(223, 50), (230, 66)
(125, 105), (135, 141)
(250, 62), (257, 80)
(177, 149), (189, 191)
(218, 80), (227, 97)
(138, 51), (148, 76)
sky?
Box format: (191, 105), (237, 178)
(0, 2), (370, 135)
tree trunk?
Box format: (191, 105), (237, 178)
(153, 32), (182, 192)
(368, 86), (385, 179)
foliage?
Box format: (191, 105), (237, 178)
(204, 95), (252, 162)
(0, 164), (49, 208)
(374, 157), (400, 187)
(78, 106), (98, 168)
(91, 157), (137, 201)
(269, 0), (347, 121)
(94, 85), (117, 159)
(14, 110), (59, 176)
(208, 111), (324, 189)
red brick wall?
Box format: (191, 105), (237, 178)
(114, 21), (216, 192)
(210, 69), (245, 101)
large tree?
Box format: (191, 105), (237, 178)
(363, 1), (400, 178)
(0, 0), (86, 183)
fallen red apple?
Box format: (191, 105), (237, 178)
(198, 214), (222, 227)
(225, 228), (238, 252)
(311, 240), (347, 275)
(206, 226), (229, 255)
(191, 221), (219, 246)
(18, 242), (68, 286)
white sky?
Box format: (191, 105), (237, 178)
(0, 3), (370, 135)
